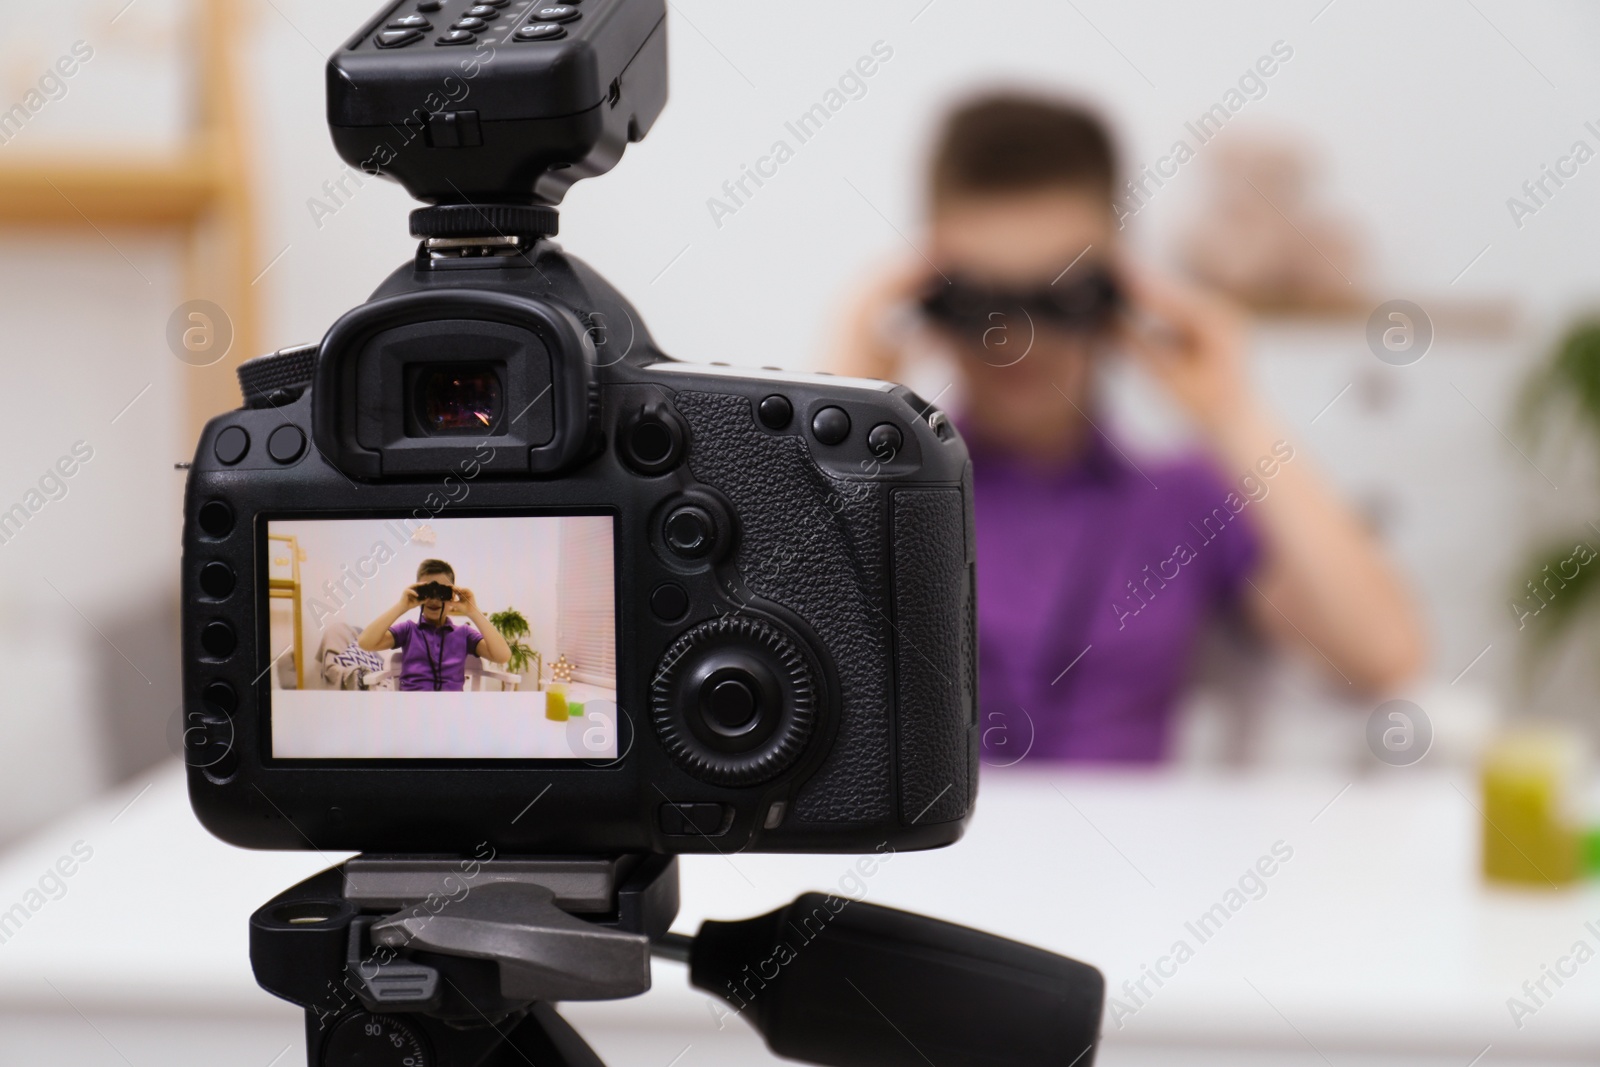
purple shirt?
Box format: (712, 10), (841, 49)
(973, 433), (1260, 764)
(389, 616), (485, 692)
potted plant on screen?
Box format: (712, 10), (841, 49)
(488, 607), (540, 690)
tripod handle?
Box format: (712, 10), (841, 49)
(680, 892), (1104, 1067)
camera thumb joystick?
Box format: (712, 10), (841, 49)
(660, 893), (1105, 1067)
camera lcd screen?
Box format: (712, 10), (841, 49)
(263, 515), (618, 760)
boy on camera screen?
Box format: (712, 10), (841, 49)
(357, 559), (512, 692)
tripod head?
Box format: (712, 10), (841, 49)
(252, 854), (1104, 1067)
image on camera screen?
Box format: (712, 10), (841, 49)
(263, 515), (617, 760)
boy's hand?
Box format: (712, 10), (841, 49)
(447, 587), (480, 616)
(1114, 260), (1256, 435)
(831, 256), (940, 380)
(399, 585), (422, 609)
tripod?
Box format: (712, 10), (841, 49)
(251, 854), (1104, 1067)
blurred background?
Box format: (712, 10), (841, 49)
(2, 1), (1600, 1064)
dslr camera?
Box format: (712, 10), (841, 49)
(181, 0), (978, 857)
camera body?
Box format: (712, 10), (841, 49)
(181, 0), (978, 856)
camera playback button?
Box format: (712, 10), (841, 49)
(658, 802), (732, 838)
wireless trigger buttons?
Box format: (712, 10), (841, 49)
(620, 402), (687, 475)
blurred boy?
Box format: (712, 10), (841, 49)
(832, 94), (1425, 762)
(358, 559), (512, 692)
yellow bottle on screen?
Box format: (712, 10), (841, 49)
(1481, 730), (1582, 886)
(544, 686), (570, 722)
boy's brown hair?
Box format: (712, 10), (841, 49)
(929, 92), (1119, 210)
(416, 559), (455, 582)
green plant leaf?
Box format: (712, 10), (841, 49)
(1519, 317), (1600, 453)
(489, 607), (531, 640)
(1513, 539), (1600, 660)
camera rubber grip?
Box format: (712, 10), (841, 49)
(889, 487), (978, 826)
(674, 391), (892, 824)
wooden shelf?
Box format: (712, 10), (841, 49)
(0, 152), (226, 227)
(0, 0), (258, 438)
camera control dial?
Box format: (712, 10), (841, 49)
(651, 616), (817, 786)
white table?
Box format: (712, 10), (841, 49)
(0, 762), (1592, 1066)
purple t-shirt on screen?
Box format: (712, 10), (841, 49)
(973, 432), (1261, 764)
(389, 616), (484, 692)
